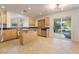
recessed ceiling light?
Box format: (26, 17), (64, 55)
(32, 16), (34, 17)
(47, 4), (56, 10)
(1, 6), (5, 9)
(40, 13), (42, 15)
(28, 7), (31, 10)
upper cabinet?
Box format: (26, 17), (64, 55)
(38, 19), (45, 28)
(38, 17), (49, 28)
(45, 17), (49, 27)
(0, 14), (1, 23)
(29, 17), (37, 27)
(2, 10), (7, 24)
(0, 10), (7, 28)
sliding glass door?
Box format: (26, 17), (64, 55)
(54, 17), (71, 39)
(54, 18), (61, 33)
(62, 17), (71, 39)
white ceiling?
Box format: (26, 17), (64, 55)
(0, 4), (79, 18)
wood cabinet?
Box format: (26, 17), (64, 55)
(38, 17), (49, 28)
(37, 28), (42, 36)
(38, 19), (45, 28)
(0, 10), (7, 28)
(29, 17), (36, 27)
(37, 17), (49, 37)
(2, 10), (7, 24)
(3, 29), (18, 41)
(41, 29), (47, 37)
(19, 30), (38, 45)
(45, 17), (49, 27)
(0, 16), (2, 24)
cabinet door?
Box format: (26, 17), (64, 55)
(29, 17), (36, 26)
(37, 28), (41, 36)
(2, 10), (7, 24)
(3, 29), (17, 41)
(41, 20), (45, 28)
(45, 17), (49, 27)
(41, 30), (47, 37)
(38, 19), (45, 28)
(38, 20), (41, 27)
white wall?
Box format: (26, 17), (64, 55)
(7, 11), (29, 28)
(38, 9), (79, 42)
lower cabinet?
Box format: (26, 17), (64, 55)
(41, 29), (47, 37)
(3, 29), (18, 41)
(37, 28), (42, 36)
(37, 28), (48, 37)
(19, 30), (38, 45)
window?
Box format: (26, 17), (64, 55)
(10, 18), (25, 28)
(11, 24), (17, 27)
(11, 18), (18, 28)
(18, 18), (24, 27)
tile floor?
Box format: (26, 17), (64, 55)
(0, 31), (79, 54)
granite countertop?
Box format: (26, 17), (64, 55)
(0, 27), (39, 30)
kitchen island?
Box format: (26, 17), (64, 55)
(0, 28), (18, 42)
(0, 27), (38, 45)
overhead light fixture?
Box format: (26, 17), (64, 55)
(56, 4), (67, 8)
(28, 7), (31, 10)
(21, 10), (27, 15)
(56, 4), (67, 11)
(23, 10), (27, 12)
(47, 4), (67, 10)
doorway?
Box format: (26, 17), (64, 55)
(53, 17), (71, 40)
